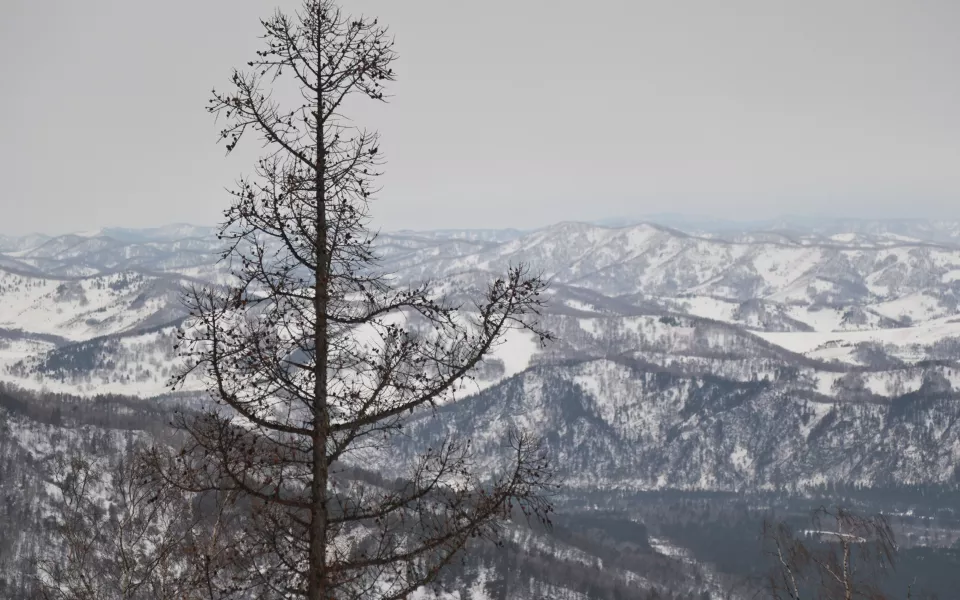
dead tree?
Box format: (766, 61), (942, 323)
(37, 449), (235, 600)
(150, 2), (555, 599)
(762, 506), (901, 600)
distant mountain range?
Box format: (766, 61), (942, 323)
(2, 218), (960, 491)
(3, 217), (960, 598)
(594, 214), (960, 243)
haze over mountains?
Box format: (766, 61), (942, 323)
(3, 217), (960, 597)
(3, 217), (960, 484)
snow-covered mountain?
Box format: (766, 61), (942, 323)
(2, 219), (960, 490)
(3, 218), (960, 598)
(603, 215), (960, 246)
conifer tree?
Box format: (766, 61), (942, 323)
(152, 2), (555, 598)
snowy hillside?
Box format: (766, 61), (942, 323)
(2, 219), (960, 490)
(3, 219), (960, 599)
(391, 359), (960, 492)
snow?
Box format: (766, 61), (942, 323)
(5, 220), (960, 415)
(784, 305), (840, 331)
(490, 328), (541, 379)
(649, 536), (693, 559)
(751, 246), (823, 291)
(756, 316), (960, 356)
(0, 337), (57, 363)
(798, 398), (836, 437)
(807, 343), (861, 364)
(72, 228), (104, 238)
(0, 269), (177, 341)
(812, 372), (843, 395)
(862, 370), (924, 397)
(8, 221), (960, 597)
(673, 296), (737, 322)
(730, 444), (753, 474)
(872, 292), (946, 324)
(830, 233), (858, 243)
(578, 317), (600, 335)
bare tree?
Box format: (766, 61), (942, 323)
(762, 506), (904, 600)
(37, 449), (235, 600)
(150, 1), (555, 599)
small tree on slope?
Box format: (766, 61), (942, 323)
(763, 507), (901, 600)
(150, 2), (554, 599)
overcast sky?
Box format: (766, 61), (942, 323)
(1, 0), (958, 235)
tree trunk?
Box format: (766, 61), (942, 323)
(308, 16), (330, 596)
(842, 540), (852, 600)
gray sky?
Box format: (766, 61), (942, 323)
(1, 0), (958, 235)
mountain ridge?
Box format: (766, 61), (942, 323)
(3, 218), (960, 491)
